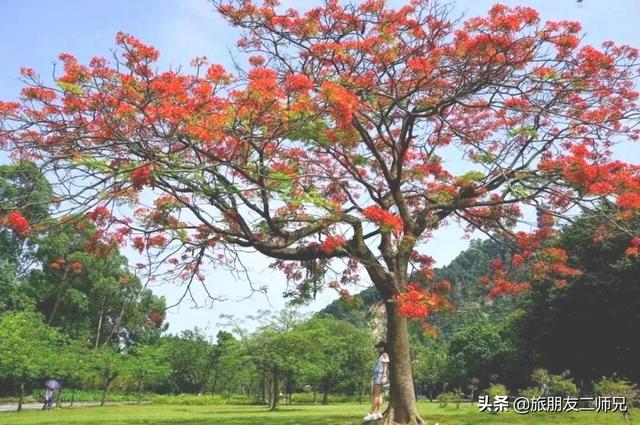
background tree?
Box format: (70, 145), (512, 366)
(300, 316), (372, 405)
(214, 334), (257, 399)
(0, 162), (52, 273)
(87, 347), (125, 407)
(412, 339), (448, 401)
(28, 218), (166, 346)
(0, 311), (64, 411)
(208, 330), (236, 394)
(124, 344), (171, 403)
(1, 1), (640, 423)
(50, 342), (90, 407)
(244, 310), (311, 410)
(0, 162), (52, 314)
(162, 329), (213, 394)
(517, 204), (640, 385)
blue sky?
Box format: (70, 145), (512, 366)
(1, 0), (638, 337)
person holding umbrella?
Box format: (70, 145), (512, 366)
(43, 380), (61, 410)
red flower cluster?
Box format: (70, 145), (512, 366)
(147, 311), (165, 325)
(206, 64), (230, 83)
(420, 323), (439, 338)
(483, 255), (533, 297)
(320, 81), (360, 128)
(70, 262), (83, 273)
(132, 234), (168, 252)
(115, 32), (159, 62)
(88, 206), (111, 225)
(363, 206), (403, 235)
(394, 284), (443, 319)
(5, 211), (31, 237)
(248, 55), (265, 67)
(0, 100), (20, 116)
(487, 279), (531, 297)
(434, 280), (452, 294)
(625, 237), (640, 257)
(617, 193), (640, 210)
(131, 165), (152, 189)
(49, 258), (66, 270)
(148, 234), (168, 248)
(320, 235), (346, 254)
(248, 67), (281, 98)
(285, 73), (314, 92)
(132, 236), (146, 253)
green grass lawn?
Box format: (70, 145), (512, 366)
(1, 402), (635, 425)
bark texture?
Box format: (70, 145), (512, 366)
(383, 301), (424, 425)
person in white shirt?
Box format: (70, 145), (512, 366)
(364, 341), (389, 421)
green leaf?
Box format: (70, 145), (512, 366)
(510, 183), (530, 199)
(71, 157), (111, 173)
(458, 171), (485, 185)
(56, 81), (83, 95)
(508, 125), (538, 139)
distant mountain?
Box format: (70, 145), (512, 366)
(318, 238), (518, 339)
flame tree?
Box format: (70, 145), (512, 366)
(1, 1), (640, 423)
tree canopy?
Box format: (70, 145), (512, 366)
(1, 1), (639, 423)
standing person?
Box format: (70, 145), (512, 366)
(364, 341), (389, 421)
(42, 388), (53, 410)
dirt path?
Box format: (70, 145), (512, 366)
(0, 401), (147, 412)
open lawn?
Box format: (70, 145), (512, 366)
(0, 402), (635, 425)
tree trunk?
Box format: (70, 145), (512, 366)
(71, 387), (76, 407)
(48, 274), (68, 325)
(101, 377), (114, 407)
(95, 307), (104, 349)
(322, 378), (329, 405)
(138, 382), (144, 404)
(18, 382), (24, 412)
(102, 301), (127, 347)
(269, 366), (279, 411)
(101, 385), (108, 407)
(262, 371), (268, 404)
(212, 371), (218, 394)
(384, 301), (424, 425)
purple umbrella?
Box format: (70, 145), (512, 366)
(44, 380), (61, 390)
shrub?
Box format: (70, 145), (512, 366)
(487, 384), (508, 399)
(593, 377), (639, 407)
(437, 392), (462, 408)
(548, 376), (579, 397)
(328, 394), (360, 403)
(437, 392), (451, 407)
(225, 395), (263, 405)
(519, 387), (541, 399)
(32, 390), (143, 403)
(290, 392), (316, 404)
(149, 394), (228, 405)
(531, 368), (578, 397)
(452, 388), (464, 408)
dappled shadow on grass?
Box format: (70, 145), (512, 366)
(0, 404), (634, 425)
(146, 416), (361, 425)
(418, 408), (633, 425)
(188, 408), (311, 415)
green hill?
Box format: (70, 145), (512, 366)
(318, 238), (518, 339)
